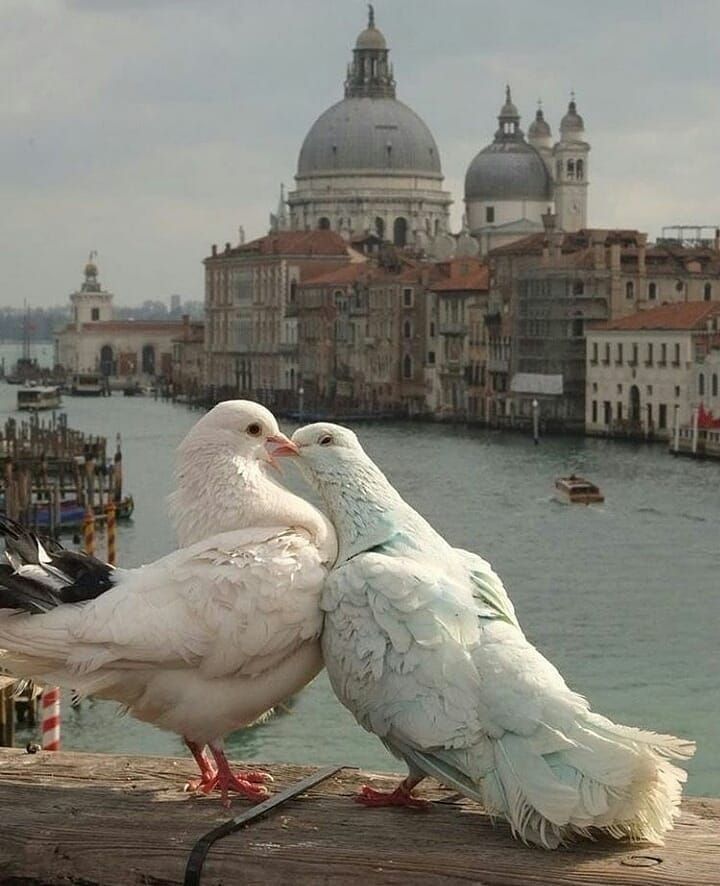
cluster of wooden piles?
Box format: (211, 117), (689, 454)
(0, 412), (130, 535)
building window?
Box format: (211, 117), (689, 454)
(403, 354), (412, 379)
(648, 282), (657, 300)
(429, 321), (436, 337)
(616, 342), (623, 365)
(617, 383), (623, 394)
(617, 402), (623, 421)
(699, 373), (705, 396)
(592, 382), (598, 392)
(572, 280), (584, 295)
(631, 343), (638, 366)
(403, 287), (413, 307)
(626, 281), (634, 299)
(393, 217), (408, 248)
(604, 401), (612, 424)
(646, 343), (653, 366)
(675, 385), (680, 398)
(647, 403), (653, 426)
(375, 217), (385, 239)
(403, 320), (412, 339)
(576, 158), (584, 179)
(660, 342), (667, 365)
(659, 403), (667, 429)
(289, 281), (297, 303)
(486, 206), (495, 223)
(567, 159), (575, 179)
(427, 350), (435, 365)
(91, 307), (100, 321)
(572, 317), (583, 337)
(713, 373), (718, 397)
(591, 341), (598, 364)
(603, 343), (610, 365)
(704, 282), (713, 301)
(646, 385), (653, 395)
(592, 400), (597, 423)
(673, 343), (680, 366)
(318, 217), (331, 230)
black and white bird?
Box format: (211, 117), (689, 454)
(0, 401), (337, 806)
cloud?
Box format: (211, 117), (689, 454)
(1, 0), (717, 307)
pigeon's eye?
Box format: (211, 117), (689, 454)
(246, 423), (262, 437)
(319, 434), (333, 446)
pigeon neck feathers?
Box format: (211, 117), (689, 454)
(306, 453), (441, 564)
(169, 438), (335, 559)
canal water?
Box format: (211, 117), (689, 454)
(0, 350), (717, 796)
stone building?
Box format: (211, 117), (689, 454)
(465, 89), (590, 254)
(203, 230), (351, 401)
(284, 9), (451, 248)
(55, 256), (182, 382)
(585, 301), (720, 440)
(486, 225), (720, 430)
(171, 316), (205, 397)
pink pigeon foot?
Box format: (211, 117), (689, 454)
(354, 776), (430, 811)
(206, 742), (272, 808)
(183, 738), (217, 792)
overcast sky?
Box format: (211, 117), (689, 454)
(1, 0), (717, 308)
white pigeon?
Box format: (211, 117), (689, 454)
(0, 401), (337, 807)
(280, 422), (695, 848)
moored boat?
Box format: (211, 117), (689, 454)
(17, 385), (62, 411)
(70, 373), (106, 396)
(29, 495), (135, 531)
(554, 475), (604, 505)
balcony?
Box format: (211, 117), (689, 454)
(438, 322), (468, 336)
(487, 356), (509, 373)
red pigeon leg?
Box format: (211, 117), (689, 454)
(205, 741), (272, 808)
(355, 775), (430, 810)
(183, 738), (218, 792)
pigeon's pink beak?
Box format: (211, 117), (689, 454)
(264, 434), (300, 460)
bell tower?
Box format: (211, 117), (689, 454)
(553, 94), (590, 232)
(70, 253), (113, 330)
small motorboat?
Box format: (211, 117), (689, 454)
(554, 475), (604, 505)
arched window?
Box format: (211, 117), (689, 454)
(626, 281), (635, 299)
(648, 282), (657, 300)
(375, 217), (385, 239)
(576, 158), (584, 179)
(403, 320), (412, 339)
(403, 354), (412, 379)
(99, 345), (114, 377)
(699, 373), (705, 396)
(704, 282), (712, 301)
(393, 217), (408, 248)
(712, 373), (718, 397)
(141, 344), (156, 375)
(567, 159), (575, 179)
(317, 217), (330, 230)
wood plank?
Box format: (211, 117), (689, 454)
(0, 749), (717, 885)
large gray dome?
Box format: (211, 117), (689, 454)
(465, 141), (552, 201)
(297, 97), (442, 177)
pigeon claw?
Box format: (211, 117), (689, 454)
(354, 783), (431, 811)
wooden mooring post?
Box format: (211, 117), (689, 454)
(0, 749), (717, 885)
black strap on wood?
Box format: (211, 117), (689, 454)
(184, 765), (344, 886)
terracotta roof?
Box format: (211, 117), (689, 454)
(207, 230), (349, 260)
(300, 262), (372, 287)
(598, 302), (720, 332)
(430, 259), (489, 292)
(488, 233), (546, 256)
(298, 261), (353, 282)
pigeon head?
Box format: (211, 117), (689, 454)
(180, 400), (294, 468)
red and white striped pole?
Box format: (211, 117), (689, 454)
(41, 686), (61, 751)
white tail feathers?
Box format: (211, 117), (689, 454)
(400, 712), (694, 849)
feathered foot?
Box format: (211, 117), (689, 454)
(183, 739), (217, 793)
(355, 776), (429, 811)
(206, 741), (272, 808)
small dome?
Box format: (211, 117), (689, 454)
(560, 99), (585, 136)
(298, 97), (442, 176)
(465, 140), (552, 201)
(355, 25), (387, 50)
(528, 108), (551, 140)
(84, 262), (98, 277)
